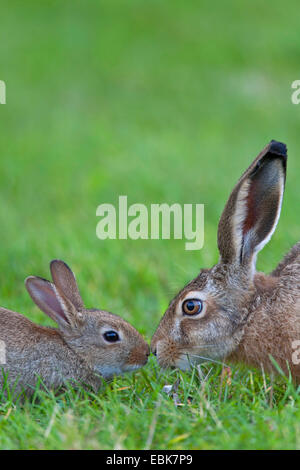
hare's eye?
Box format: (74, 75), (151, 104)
(103, 331), (120, 343)
(182, 299), (203, 316)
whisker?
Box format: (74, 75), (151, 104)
(184, 353), (229, 368)
(178, 344), (216, 351)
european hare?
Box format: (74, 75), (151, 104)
(151, 141), (300, 382)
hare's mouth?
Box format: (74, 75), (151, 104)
(154, 340), (222, 370)
(178, 350), (230, 369)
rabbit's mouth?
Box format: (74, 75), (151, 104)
(94, 361), (146, 379)
(94, 364), (125, 379)
(125, 343), (150, 369)
(124, 362), (146, 373)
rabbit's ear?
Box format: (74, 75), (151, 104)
(50, 259), (84, 310)
(25, 276), (84, 332)
(217, 140), (287, 274)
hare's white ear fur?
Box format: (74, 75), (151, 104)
(218, 140), (287, 274)
(50, 259), (84, 310)
(25, 276), (83, 332)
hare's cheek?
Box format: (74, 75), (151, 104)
(155, 339), (182, 368)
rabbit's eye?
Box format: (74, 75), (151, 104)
(103, 331), (120, 343)
(182, 299), (203, 316)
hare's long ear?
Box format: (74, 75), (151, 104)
(50, 259), (84, 310)
(25, 276), (84, 333)
(217, 140), (287, 274)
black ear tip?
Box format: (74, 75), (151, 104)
(269, 140), (287, 157)
(50, 259), (70, 270)
(50, 259), (63, 266)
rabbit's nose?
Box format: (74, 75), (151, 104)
(143, 343), (150, 361)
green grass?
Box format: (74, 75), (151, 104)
(1, 0), (300, 450)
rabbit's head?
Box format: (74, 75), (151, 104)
(151, 140), (287, 370)
(25, 260), (150, 379)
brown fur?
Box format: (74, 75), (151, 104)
(151, 141), (300, 382)
(0, 260), (149, 398)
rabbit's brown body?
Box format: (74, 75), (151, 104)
(0, 307), (101, 395)
(0, 260), (149, 397)
(151, 141), (300, 382)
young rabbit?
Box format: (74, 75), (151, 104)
(151, 140), (300, 382)
(0, 260), (149, 397)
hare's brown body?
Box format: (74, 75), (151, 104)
(151, 141), (300, 382)
(229, 260), (300, 379)
(0, 260), (149, 397)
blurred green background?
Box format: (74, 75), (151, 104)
(0, 0), (300, 450)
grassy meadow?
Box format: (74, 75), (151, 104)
(0, 0), (300, 449)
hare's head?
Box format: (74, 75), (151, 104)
(151, 140), (287, 370)
(25, 260), (149, 379)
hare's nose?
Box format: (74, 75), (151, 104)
(150, 338), (157, 356)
